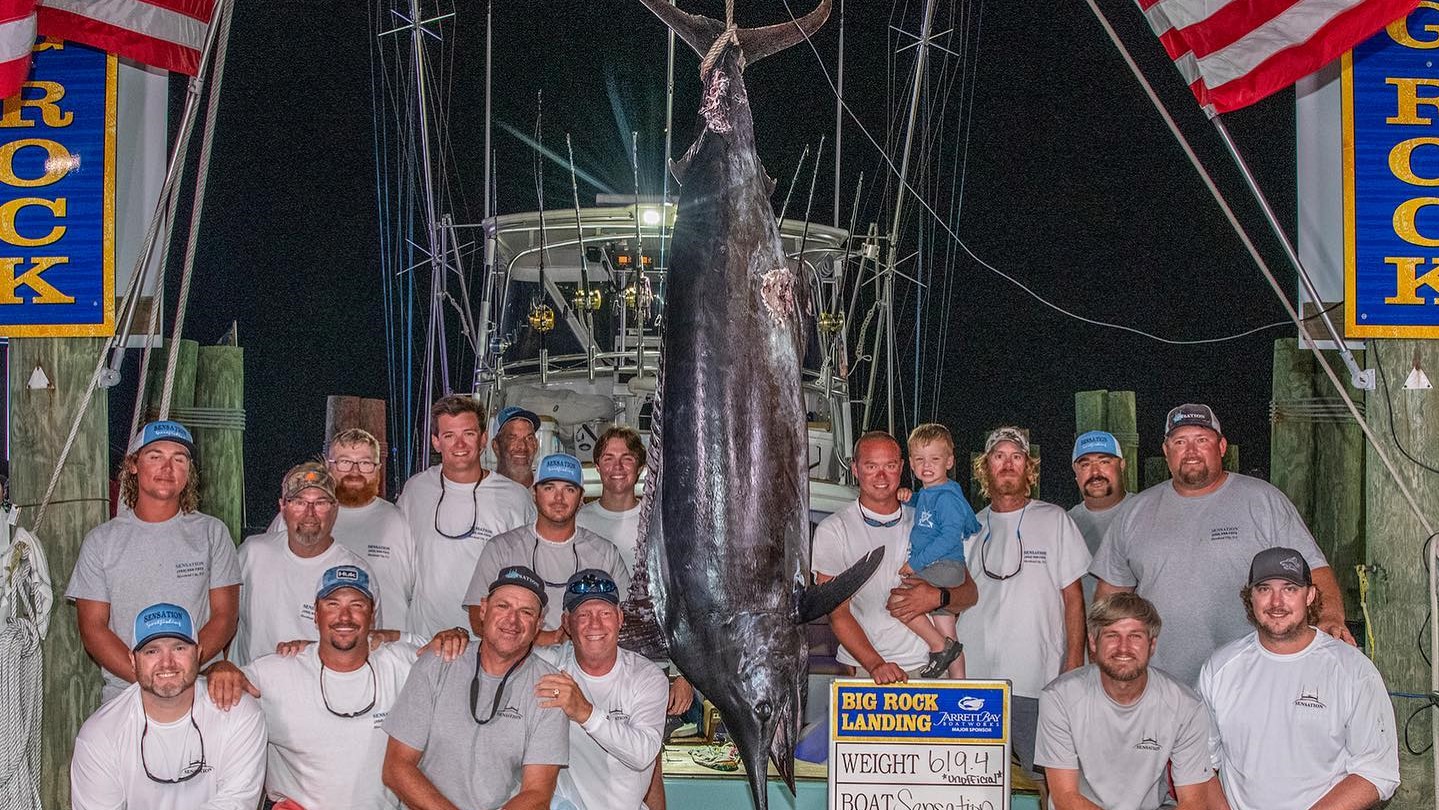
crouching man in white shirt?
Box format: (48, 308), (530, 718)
(1199, 547), (1399, 810)
(205, 565), (470, 810)
(536, 569), (669, 810)
(71, 603), (266, 810)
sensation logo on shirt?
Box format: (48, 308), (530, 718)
(1133, 733), (1161, 752)
(498, 705), (523, 720)
(1209, 527), (1240, 543)
(606, 708), (631, 723)
(1295, 686), (1327, 710)
(175, 560), (207, 579)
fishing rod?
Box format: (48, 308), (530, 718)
(776, 143), (809, 226)
(532, 90), (553, 385)
(566, 132), (601, 382)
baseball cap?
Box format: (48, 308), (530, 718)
(316, 565), (375, 602)
(535, 453), (584, 488)
(496, 405), (541, 432)
(984, 426), (1030, 455)
(1072, 430), (1122, 462)
(1248, 547), (1312, 587)
(133, 602), (197, 651)
(282, 462), (336, 500)
(489, 564), (549, 608)
(563, 569), (620, 613)
(128, 420), (195, 457)
(1165, 403), (1222, 437)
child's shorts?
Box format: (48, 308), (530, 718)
(915, 560), (968, 615)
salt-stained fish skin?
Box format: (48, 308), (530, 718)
(618, 3), (882, 809)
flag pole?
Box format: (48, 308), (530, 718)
(1208, 116), (1372, 389)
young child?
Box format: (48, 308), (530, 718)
(901, 423), (981, 678)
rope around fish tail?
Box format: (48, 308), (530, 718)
(700, 26), (742, 80)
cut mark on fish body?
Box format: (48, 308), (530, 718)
(761, 266), (796, 320)
(701, 71), (732, 133)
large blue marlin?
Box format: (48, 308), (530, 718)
(620, 2), (883, 808)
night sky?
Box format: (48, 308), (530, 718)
(145, 0), (1304, 528)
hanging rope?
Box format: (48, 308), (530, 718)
(160, 0), (235, 420)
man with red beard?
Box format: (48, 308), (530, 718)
(1036, 593), (1213, 810)
(955, 426), (1089, 780)
(1198, 548), (1398, 810)
(268, 429), (416, 632)
(1091, 404), (1350, 688)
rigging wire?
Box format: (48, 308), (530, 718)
(779, 0), (1318, 349)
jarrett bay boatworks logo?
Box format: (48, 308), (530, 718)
(956, 696), (986, 712)
(1295, 686), (1326, 710)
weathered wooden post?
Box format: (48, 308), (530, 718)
(324, 395), (390, 497)
(1142, 457), (1170, 490)
(193, 342), (244, 543)
(1312, 348), (1366, 619)
(9, 337), (109, 809)
(1223, 444), (1240, 472)
(1364, 339), (1436, 806)
(1106, 390), (1139, 493)
(1074, 390), (1107, 435)
(143, 337), (198, 415)
(1269, 338), (1317, 523)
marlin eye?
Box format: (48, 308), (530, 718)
(755, 700), (773, 721)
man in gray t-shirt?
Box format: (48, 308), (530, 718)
(383, 565), (568, 809)
(66, 420), (241, 701)
(1036, 593), (1214, 810)
(1090, 404), (1349, 685)
(1067, 431), (1131, 606)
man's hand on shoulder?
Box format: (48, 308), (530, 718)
(418, 627), (471, 662)
(1318, 618), (1357, 646)
(203, 660), (259, 710)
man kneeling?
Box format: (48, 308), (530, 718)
(1035, 593), (1212, 809)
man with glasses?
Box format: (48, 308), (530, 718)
(493, 405), (542, 488)
(812, 431), (979, 685)
(400, 394), (536, 639)
(538, 570), (669, 810)
(204, 566), (470, 809)
(268, 428), (417, 633)
(383, 565), (569, 810)
(68, 420), (242, 701)
(465, 454), (629, 647)
(956, 426), (1089, 780)
(233, 463), (377, 664)
(71, 603), (265, 809)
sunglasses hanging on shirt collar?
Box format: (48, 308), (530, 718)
(319, 661), (377, 718)
(141, 713), (207, 784)
(434, 477), (483, 539)
(857, 503), (902, 529)
(980, 502), (1028, 581)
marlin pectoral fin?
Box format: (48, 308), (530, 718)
(736, 0), (832, 66)
(635, 0), (727, 58)
(797, 546), (884, 623)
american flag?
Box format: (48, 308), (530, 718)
(1139, 0), (1419, 114)
(0, 0), (213, 99)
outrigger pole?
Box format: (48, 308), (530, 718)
(1084, 2), (1439, 797)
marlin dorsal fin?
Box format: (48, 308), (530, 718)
(635, 0), (832, 68)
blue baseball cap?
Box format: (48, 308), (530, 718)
(128, 420), (195, 456)
(496, 405), (541, 432)
(1072, 430), (1122, 462)
(535, 453), (583, 488)
(133, 602), (196, 651)
(316, 565), (375, 602)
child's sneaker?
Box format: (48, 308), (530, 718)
(918, 638), (963, 678)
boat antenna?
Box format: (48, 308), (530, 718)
(776, 143), (809, 225)
(532, 90), (555, 381)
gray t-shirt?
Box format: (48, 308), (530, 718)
(1036, 664), (1211, 810)
(1088, 473), (1328, 685)
(463, 526), (630, 630)
(1067, 493), (1130, 606)
(383, 649), (569, 810)
(65, 510), (241, 700)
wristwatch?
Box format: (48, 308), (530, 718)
(936, 587), (951, 610)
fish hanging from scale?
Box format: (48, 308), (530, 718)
(617, 2), (884, 809)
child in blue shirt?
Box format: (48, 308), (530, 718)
(900, 423), (981, 678)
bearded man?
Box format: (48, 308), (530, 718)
(1036, 593), (1213, 810)
(268, 429), (417, 632)
(955, 426), (1090, 779)
(1091, 404), (1351, 688)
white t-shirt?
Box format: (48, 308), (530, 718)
(537, 643), (670, 810)
(811, 502), (929, 672)
(233, 531), (375, 665)
(956, 500), (1090, 698)
(463, 526), (631, 631)
(243, 644), (417, 810)
(576, 500), (642, 573)
(398, 466), (536, 638)
(268, 498), (418, 633)
(1198, 630), (1399, 809)
(70, 679), (266, 810)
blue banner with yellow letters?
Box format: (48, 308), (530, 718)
(1345, 3), (1439, 338)
(832, 681), (1008, 742)
(0, 39), (115, 337)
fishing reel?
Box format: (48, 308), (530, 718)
(572, 288), (603, 313)
(528, 304), (557, 334)
(622, 283), (654, 313)
(817, 311), (844, 335)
